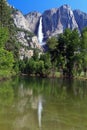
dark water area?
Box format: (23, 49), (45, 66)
(0, 76), (87, 130)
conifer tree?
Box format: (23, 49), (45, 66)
(0, 0), (19, 58)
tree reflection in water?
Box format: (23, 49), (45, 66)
(0, 77), (87, 130)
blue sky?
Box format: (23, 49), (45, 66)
(7, 0), (87, 14)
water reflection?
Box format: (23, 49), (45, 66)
(0, 82), (14, 106)
(15, 82), (44, 129)
(38, 96), (43, 128)
(30, 94), (43, 128)
(0, 77), (87, 130)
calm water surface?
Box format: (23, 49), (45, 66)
(0, 77), (87, 130)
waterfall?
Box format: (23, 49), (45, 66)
(38, 17), (44, 45)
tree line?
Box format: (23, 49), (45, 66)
(19, 28), (87, 78)
(47, 28), (87, 78)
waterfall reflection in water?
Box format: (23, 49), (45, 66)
(38, 96), (43, 128)
(0, 77), (87, 130)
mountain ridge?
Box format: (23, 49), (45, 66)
(12, 4), (87, 41)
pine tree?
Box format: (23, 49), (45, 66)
(0, 0), (11, 27)
(0, 0), (19, 58)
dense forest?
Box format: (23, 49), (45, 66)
(0, 0), (19, 79)
(0, 0), (87, 79)
(19, 28), (87, 78)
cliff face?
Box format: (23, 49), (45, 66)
(25, 12), (41, 33)
(13, 10), (31, 31)
(12, 10), (42, 59)
(12, 10), (42, 49)
(73, 10), (87, 32)
(42, 5), (78, 39)
(12, 5), (87, 42)
(11, 5), (87, 58)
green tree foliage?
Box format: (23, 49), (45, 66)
(19, 52), (52, 77)
(0, 26), (9, 47)
(62, 29), (80, 77)
(0, 48), (14, 70)
(40, 53), (52, 76)
(18, 28), (87, 78)
(47, 37), (58, 50)
(0, 26), (14, 78)
(0, 0), (20, 76)
(81, 27), (87, 76)
(0, 0), (11, 27)
(0, 0), (19, 59)
(47, 37), (58, 63)
(32, 49), (39, 61)
(47, 29), (81, 78)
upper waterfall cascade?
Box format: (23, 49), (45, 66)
(38, 17), (44, 45)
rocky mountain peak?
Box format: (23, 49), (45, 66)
(12, 5), (87, 42)
(25, 11), (41, 17)
(43, 8), (58, 16)
(59, 4), (73, 16)
(11, 5), (87, 58)
(60, 4), (71, 10)
(42, 4), (78, 39)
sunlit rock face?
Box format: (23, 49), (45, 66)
(12, 5), (87, 42)
(13, 10), (31, 31)
(12, 5), (87, 57)
(32, 36), (42, 49)
(12, 10), (42, 59)
(17, 31), (29, 47)
(25, 12), (41, 33)
(17, 31), (42, 49)
(19, 35), (42, 60)
(42, 5), (78, 39)
(73, 10), (87, 32)
(42, 8), (58, 40)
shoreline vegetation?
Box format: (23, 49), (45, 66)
(0, 72), (87, 82)
(20, 71), (87, 81)
(0, 70), (17, 81)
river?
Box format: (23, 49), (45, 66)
(0, 76), (87, 130)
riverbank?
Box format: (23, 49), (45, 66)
(0, 70), (87, 82)
(0, 70), (17, 81)
(75, 76), (87, 81)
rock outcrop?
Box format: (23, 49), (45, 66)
(16, 31), (41, 48)
(12, 10), (42, 59)
(25, 12), (41, 33)
(73, 10), (87, 32)
(13, 10), (31, 31)
(16, 30), (42, 59)
(42, 5), (78, 39)
(12, 5), (87, 41)
(12, 5), (87, 47)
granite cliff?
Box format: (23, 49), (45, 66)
(12, 5), (87, 46)
(12, 10), (42, 59)
(42, 5), (78, 39)
(73, 10), (87, 32)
